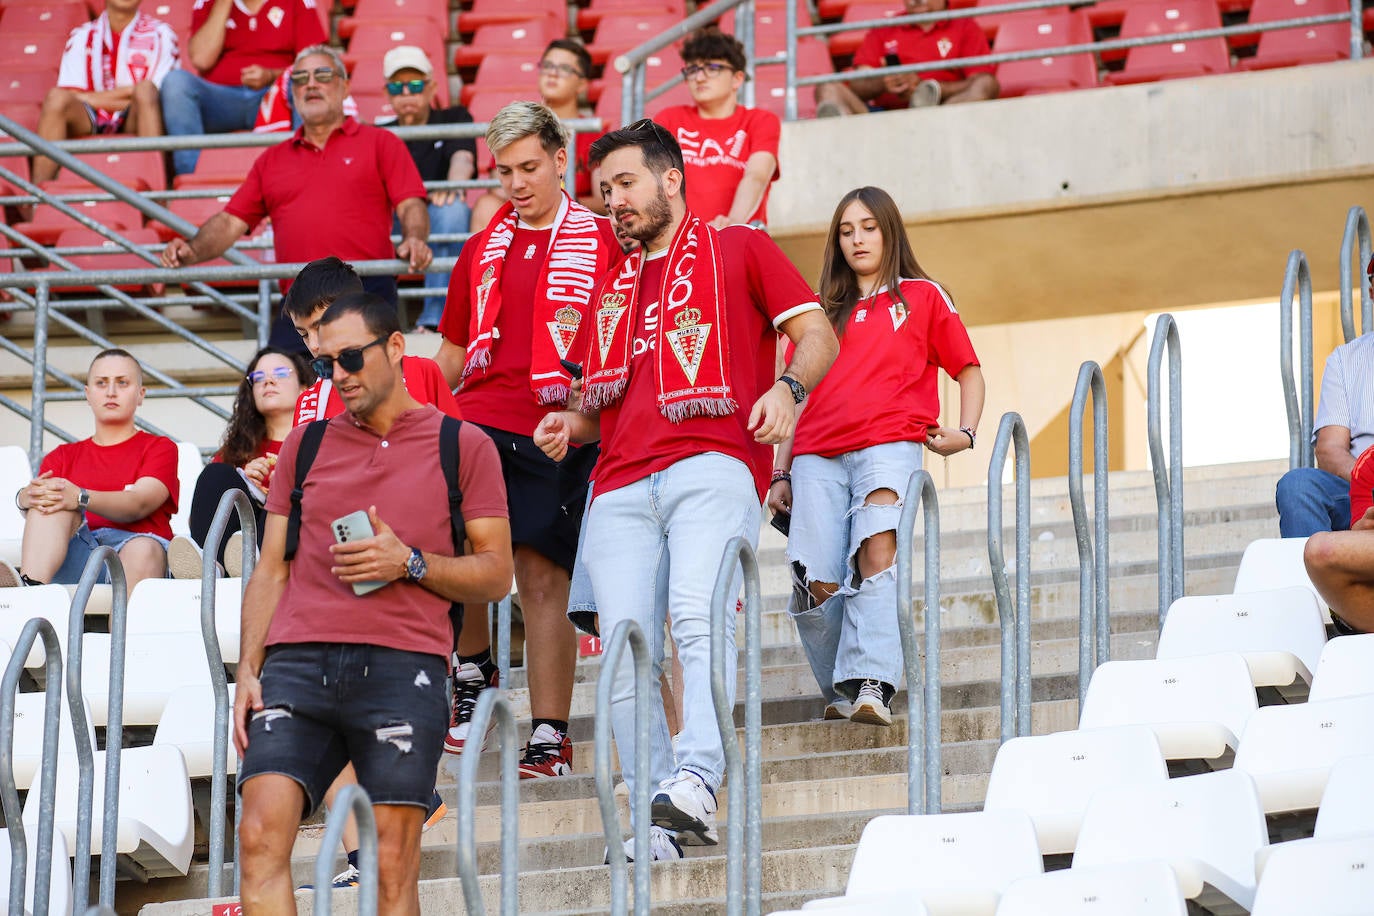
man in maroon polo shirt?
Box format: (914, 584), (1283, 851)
(159, 43), (432, 352)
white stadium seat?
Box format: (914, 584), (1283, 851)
(983, 725), (1169, 855)
(0, 826), (73, 916)
(126, 577), (243, 663)
(1251, 835), (1374, 916)
(153, 682), (238, 777)
(23, 745), (194, 879)
(80, 631), (215, 726)
(1074, 769), (1268, 913)
(1233, 693), (1374, 814)
(0, 585), (71, 670)
(0, 446), (31, 564)
(996, 859), (1188, 916)
(1233, 537), (1331, 624)
(1315, 754), (1374, 841)
(11, 690), (95, 792)
(1308, 633), (1374, 702)
(1156, 588), (1325, 698)
(1077, 652), (1257, 764)
(803, 811), (1043, 915)
(784, 893), (928, 915)
(168, 441), (205, 539)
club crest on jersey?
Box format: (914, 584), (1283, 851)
(475, 265), (496, 327)
(937, 37), (953, 57)
(524, 244), (537, 259)
(664, 306), (710, 385)
(596, 292), (628, 362)
(547, 306), (581, 359)
(889, 302), (907, 329)
(266, 6), (284, 27)
(854, 308), (868, 323)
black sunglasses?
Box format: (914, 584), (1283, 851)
(385, 78), (428, 96)
(311, 334), (388, 379)
(289, 66), (342, 86)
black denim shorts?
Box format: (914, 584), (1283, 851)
(238, 642), (449, 816)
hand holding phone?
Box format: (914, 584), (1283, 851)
(332, 510), (389, 596)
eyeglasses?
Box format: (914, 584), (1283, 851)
(385, 78), (428, 96)
(247, 365), (294, 385)
(681, 62), (735, 80)
(540, 61), (584, 79)
(310, 334), (389, 379)
(289, 67), (342, 86)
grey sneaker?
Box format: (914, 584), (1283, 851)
(651, 768), (719, 846)
(850, 679), (894, 726)
(168, 536), (218, 580)
(815, 100), (846, 118)
(605, 825), (684, 864)
(909, 79), (942, 108)
(0, 560), (21, 588)
(223, 531), (245, 578)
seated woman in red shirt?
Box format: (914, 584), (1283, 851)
(769, 186), (985, 725)
(169, 347), (312, 578)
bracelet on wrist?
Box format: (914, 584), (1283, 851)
(771, 469), (791, 484)
(960, 427), (977, 450)
(13, 489), (24, 512)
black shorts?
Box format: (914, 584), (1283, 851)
(238, 643), (448, 815)
(478, 424), (595, 573)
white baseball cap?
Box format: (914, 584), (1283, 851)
(383, 46), (434, 79)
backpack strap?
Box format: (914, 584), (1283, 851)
(439, 415), (466, 553)
(283, 419), (329, 562)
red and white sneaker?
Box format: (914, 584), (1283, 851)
(443, 661), (494, 756)
(517, 723), (573, 778)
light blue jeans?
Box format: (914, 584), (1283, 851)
(159, 69), (268, 175)
(583, 452), (761, 814)
(786, 440), (923, 703)
(396, 198), (470, 329)
(51, 522), (169, 585)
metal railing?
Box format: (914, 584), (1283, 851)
(313, 783), (379, 916)
(1147, 314), (1183, 625)
(895, 468), (941, 814)
(1069, 361), (1110, 707)
(457, 689), (518, 916)
(595, 620), (653, 916)
(0, 617), (83, 916)
(1280, 250), (1315, 472)
(494, 595), (513, 691)
(710, 536), (763, 916)
(202, 490), (259, 899)
(1340, 205), (1371, 342)
(988, 412), (1031, 743)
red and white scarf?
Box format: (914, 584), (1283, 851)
(61, 11), (179, 96)
(464, 193), (611, 406)
(582, 213), (735, 422)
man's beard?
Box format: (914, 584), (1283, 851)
(618, 185), (673, 244)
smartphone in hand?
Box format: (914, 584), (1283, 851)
(332, 510), (388, 596)
(560, 358), (584, 380)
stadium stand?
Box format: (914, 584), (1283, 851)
(996, 859), (1189, 915)
(0, 827), (73, 916)
(1240, 0), (1352, 67)
(1232, 693), (1374, 813)
(1104, 0), (1232, 84)
(991, 11), (1099, 97)
(1251, 835), (1374, 914)
(1307, 632), (1374, 700)
(1232, 536), (1331, 621)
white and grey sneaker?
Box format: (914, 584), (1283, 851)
(604, 825), (684, 864)
(909, 78), (942, 108)
(223, 531), (245, 578)
(168, 536), (219, 580)
(651, 768), (719, 846)
(850, 679), (894, 727)
(823, 698), (854, 720)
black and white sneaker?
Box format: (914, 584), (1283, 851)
(651, 768), (719, 846)
(604, 825), (684, 863)
(444, 661), (493, 755)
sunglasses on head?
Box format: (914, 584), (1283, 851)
(289, 66), (341, 86)
(385, 78), (428, 96)
(247, 365), (294, 384)
(310, 334), (389, 379)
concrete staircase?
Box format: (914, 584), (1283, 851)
(122, 456), (1282, 914)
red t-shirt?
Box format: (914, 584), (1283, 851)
(592, 226), (820, 501)
(263, 407), (508, 658)
(440, 218), (619, 436)
(212, 438), (283, 463)
(225, 118), (427, 271)
(654, 106), (781, 225)
(191, 0), (326, 87)
(293, 355), (461, 426)
(39, 431), (180, 539)
(854, 19), (995, 110)
(792, 279), (979, 458)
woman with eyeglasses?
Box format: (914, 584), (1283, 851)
(769, 186), (984, 726)
(168, 347), (313, 578)
(469, 39), (604, 230)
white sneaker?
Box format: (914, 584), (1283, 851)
(0, 560), (21, 588)
(850, 679), (894, 727)
(815, 100), (847, 118)
(444, 661), (494, 755)
(223, 531), (245, 578)
(823, 699), (854, 720)
(168, 536), (218, 580)
(651, 768), (719, 846)
(604, 825), (684, 864)
(909, 78), (942, 109)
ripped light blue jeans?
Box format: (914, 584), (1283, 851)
(786, 440), (923, 702)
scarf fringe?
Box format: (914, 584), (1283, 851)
(463, 348), (492, 377)
(534, 383), (571, 407)
(581, 377), (628, 413)
(660, 396), (739, 424)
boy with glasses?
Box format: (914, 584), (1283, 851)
(654, 28), (781, 228)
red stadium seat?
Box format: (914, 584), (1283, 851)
(13, 198), (143, 246)
(149, 194), (234, 242)
(142, 0), (192, 34)
(0, 67), (58, 107)
(0, 101), (41, 133)
(578, 0), (685, 31)
(0, 32), (69, 71)
(589, 47), (683, 105)
(0, 152), (30, 198)
(52, 227), (163, 293)
(994, 10), (1097, 95)
(468, 52), (542, 97)
(45, 150), (166, 192)
(818, 0), (925, 21)
(457, 0), (565, 33)
(1105, 0), (1230, 83)
(594, 77), (693, 128)
(587, 14), (683, 65)
(171, 145), (263, 189)
(827, 2), (907, 57)
(975, 0), (1068, 41)
(753, 66), (819, 118)
(338, 0), (449, 39)
(721, 3), (815, 51)
(0, 1), (87, 35)
(349, 89), (397, 123)
(345, 23), (449, 105)
(453, 18), (561, 68)
(1238, 0), (1349, 64)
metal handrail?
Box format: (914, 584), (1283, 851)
(0, 617), (79, 916)
(595, 620), (653, 916)
(495, 595), (513, 691)
(1069, 361), (1110, 707)
(1340, 206), (1371, 342)
(457, 689), (518, 916)
(710, 536), (763, 916)
(988, 412), (1031, 743)
(1147, 314), (1183, 626)
(66, 547), (129, 907)
(1280, 250), (1315, 471)
(313, 783), (379, 916)
(202, 490), (259, 899)
(895, 468), (941, 814)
